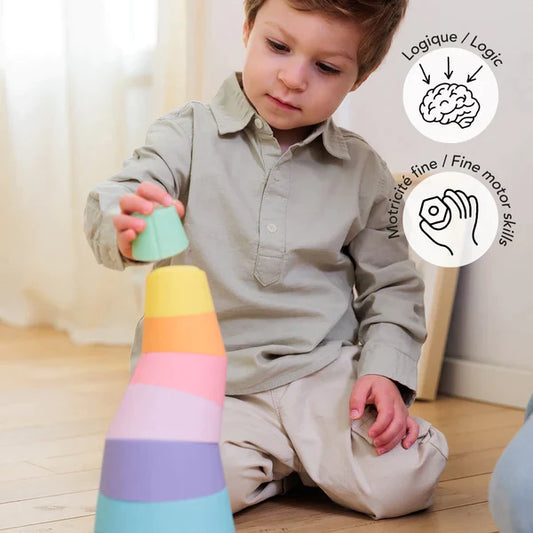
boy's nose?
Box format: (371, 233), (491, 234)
(278, 60), (308, 91)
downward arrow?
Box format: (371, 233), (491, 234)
(467, 65), (483, 83)
(419, 64), (431, 85)
(444, 57), (453, 80)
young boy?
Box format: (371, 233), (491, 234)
(85, 0), (448, 519)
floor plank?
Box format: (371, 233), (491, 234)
(0, 490), (97, 531)
(5, 516), (94, 533)
(0, 470), (100, 505)
(441, 446), (507, 482)
(4, 515), (95, 533)
(339, 503), (498, 533)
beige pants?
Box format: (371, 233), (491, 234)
(221, 346), (448, 519)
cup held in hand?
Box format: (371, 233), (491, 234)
(132, 206), (189, 262)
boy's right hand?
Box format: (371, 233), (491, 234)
(113, 182), (185, 260)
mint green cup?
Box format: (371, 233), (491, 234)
(132, 206), (189, 262)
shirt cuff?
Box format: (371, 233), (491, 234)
(85, 200), (145, 271)
(356, 324), (420, 406)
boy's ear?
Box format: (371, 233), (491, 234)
(242, 20), (251, 46)
(350, 72), (371, 92)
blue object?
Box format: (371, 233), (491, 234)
(525, 394), (533, 421)
(489, 394), (533, 533)
(95, 488), (235, 533)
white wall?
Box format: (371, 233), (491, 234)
(337, 0), (533, 408)
(197, 0), (246, 101)
(201, 0), (533, 407)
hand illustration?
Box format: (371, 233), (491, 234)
(419, 189), (479, 256)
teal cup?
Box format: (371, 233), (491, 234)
(132, 206), (189, 262)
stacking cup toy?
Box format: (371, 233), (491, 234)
(94, 266), (235, 532)
(132, 205), (189, 262)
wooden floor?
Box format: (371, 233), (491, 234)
(0, 323), (525, 532)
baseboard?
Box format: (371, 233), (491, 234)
(439, 357), (533, 409)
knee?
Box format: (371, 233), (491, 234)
(221, 440), (282, 514)
(220, 441), (257, 513)
(365, 424), (448, 519)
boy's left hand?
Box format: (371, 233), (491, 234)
(349, 374), (419, 455)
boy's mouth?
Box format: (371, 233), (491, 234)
(267, 94), (300, 111)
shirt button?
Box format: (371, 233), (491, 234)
(267, 223), (278, 233)
(254, 118), (264, 129)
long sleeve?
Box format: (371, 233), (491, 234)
(84, 105), (194, 270)
(348, 161), (426, 406)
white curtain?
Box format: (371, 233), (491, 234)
(0, 0), (204, 344)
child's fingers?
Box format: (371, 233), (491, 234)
(367, 405), (395, 440)
(114, 214), (146, 260)
(371, 417), (405, 449)
(136, 182), (173, 207)
(113, 213), (146, 234)
(349, 378), (372, 420)
(119, 193), (154, 216)
(375, 429), (404, 455)
(174, 199), (185, 218)
(116, 228), (137, 260)
(401, 416), (419, 449)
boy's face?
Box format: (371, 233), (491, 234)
(242, 0), (365, 135)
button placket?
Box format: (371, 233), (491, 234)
(254, 164), (289, 287)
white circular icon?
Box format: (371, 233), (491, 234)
(403, 172), (498, 267)
(403, 48), (498, 143)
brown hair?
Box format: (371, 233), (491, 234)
(243, 0), (408, 83)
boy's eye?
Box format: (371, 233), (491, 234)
(267, 39), (289, 53)
(317, 62), (341, 75)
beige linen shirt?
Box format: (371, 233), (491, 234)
(85, 73), (426, 403)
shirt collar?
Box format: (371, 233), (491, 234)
(210, 73), (256, 135)
(210, 72), (351, 161)
(303, 119), (351, 160)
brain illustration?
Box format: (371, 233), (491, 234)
(419, 83), (480, 129)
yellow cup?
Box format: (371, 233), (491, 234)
(145, 266), (215, 318)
